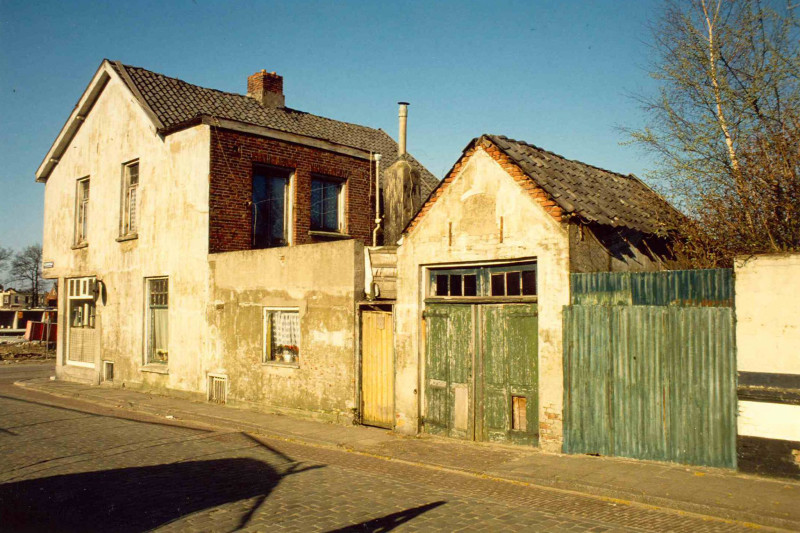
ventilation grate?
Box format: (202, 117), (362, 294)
(208, 374), (228, 404)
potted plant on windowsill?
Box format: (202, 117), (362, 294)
(278, 344), (299, 363)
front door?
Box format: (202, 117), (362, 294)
(361, 310), (395, 428)
(424, 301), (539, 445)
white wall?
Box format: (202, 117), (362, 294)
(41, 73), (211, 392)
(735, 253), (800, 375)
(394, 147), (571, 451)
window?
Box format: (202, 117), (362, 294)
(146, 278), (169, 365)
(310, 175), (345, 233)
(121, 161), (139, 237)
(263, 308), (300, 365)
(253, 166), (292, 248)
(429, 262), (537, 299)
(75, 178), (90, 245)
(67, 277), (96, 329)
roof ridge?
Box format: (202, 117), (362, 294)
(487, 134), (637, 182)
(117, 61), (390, 137)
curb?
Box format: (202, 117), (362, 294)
(12, 378), (800, 532)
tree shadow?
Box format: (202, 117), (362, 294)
(0, 457), (322, 532)
(327, 501), (447, 532)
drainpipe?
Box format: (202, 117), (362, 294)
(398, 102), (409, 156)
(372, 153), (382, 247)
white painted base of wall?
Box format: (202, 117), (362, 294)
(738, 401), (800, 442)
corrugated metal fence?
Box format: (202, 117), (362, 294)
(563, 269), (737, 468)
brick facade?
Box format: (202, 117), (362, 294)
(209, 127), (375, 253)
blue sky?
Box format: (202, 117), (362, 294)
(0, 0), (662, 250)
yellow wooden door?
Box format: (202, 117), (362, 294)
(361, 311), (394, 428)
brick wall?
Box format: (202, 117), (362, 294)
(209, 127), (374, 253)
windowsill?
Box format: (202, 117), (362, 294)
(263, 361), (300, 369)
(308, 230), (350, 240)
(71, 242), (88, 250)
(116, 233), (138, 243)
(141, 364), (169, 375)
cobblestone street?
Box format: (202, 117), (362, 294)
(0, 365), (774, 533)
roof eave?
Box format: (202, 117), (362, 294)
(35, 61), (114, 182)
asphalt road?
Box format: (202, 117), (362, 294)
(0, 363), (762, 532)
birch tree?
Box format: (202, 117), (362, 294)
(629, 0), (800, 266)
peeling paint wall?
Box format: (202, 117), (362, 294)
(395, 148), (570, 451)
(41, 75), (211, 393)
(207, 239), (364, 422)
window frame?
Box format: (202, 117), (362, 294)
(144, 277), (169, 366)
(262, 307), (301, 367)
(425, 261), (538, 302)
(120, 160), (139, 238)
(65, 276), (97, 368)
(74, 177), (90, 246)
(309, 174), (346, 234)
(252, 165), (294, 249)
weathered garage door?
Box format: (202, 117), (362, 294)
(361, 310), (395, 428)
(424, 303), (539, 445)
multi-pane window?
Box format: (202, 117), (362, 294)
(429, 262), (537, 298)
(253, 166), (292, 248)
(146, 278), (169, 365)
(75, 178), (90, 244)
(310, 176), (345, 233)
(121, 161), (139, 236)
(67, 277), (96, 329)
(263, 308), (300, 365)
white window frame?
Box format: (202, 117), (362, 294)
(66, 276), (97, 368)
(120, 160), (139, 237)
(144, 277), (169, 366)
(310, 174), (346, 234)
(262, 307), (301, 366)
(74, 177), (90, 245)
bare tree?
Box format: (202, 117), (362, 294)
(627, 0), (800, 266)
(9, 245), (44, 308)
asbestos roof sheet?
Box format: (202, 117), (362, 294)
(486, 135), (680, 234)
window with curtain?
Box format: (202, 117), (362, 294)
(146, 277), (169, 365)
(262, 308), (300, 365)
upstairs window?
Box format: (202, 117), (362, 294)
(253, 166), (292, 248)
(121, 161), (139, 237)
(75, 178), (90, 245)
(310, 175), (345, 233)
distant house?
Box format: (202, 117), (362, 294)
(390, 135), (680, 451)
(1, 288), (35, 309)
(37, 59), (436, 418)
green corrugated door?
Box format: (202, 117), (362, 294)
(563, 305), (736, 468)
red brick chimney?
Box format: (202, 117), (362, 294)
(247, 70), (284, 108)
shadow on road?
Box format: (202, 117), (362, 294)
(0, 457), (321, 532)
(327, 501), (447, 532)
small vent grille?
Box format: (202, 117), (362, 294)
(103, 361), (114, 382)
(208, 375), (228, 404)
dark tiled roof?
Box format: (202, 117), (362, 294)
(486, 135), (680, 234)
(109, 61), (438, 195)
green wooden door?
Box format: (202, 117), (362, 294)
(424, 304), (474, 440)
(424, 303), (538, 445)
(480, 304), (539, 445)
